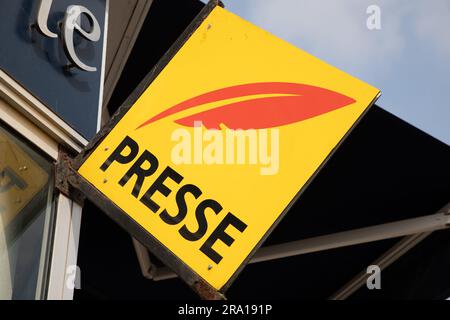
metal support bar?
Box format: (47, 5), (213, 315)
(132, 238), (156, 280)
(134, 208), (450, 281)
(330, 202), (450, 300)
(250, 210), (450, 263)
(132, 237), (183, 281)
(329, 232), (431, 300)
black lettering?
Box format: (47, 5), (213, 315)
(179, 199), (222, 242)
(200, 212), (247, 264)
(140, 166), (183, 213)
(100, 136), (139, 171)
(160, 184), (202, 225)
(119, 150), (159, 198)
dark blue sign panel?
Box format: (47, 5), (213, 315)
(0, 0), (107, 139)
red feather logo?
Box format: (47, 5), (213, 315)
(136, 82), (356, 130)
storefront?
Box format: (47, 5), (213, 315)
(0, 0), (153, 299)
(0, 119), (54, 299)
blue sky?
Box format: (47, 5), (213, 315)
(202, 0), (450, 145)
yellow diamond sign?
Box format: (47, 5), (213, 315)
(77, 3), (380, 293)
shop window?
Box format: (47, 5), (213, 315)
(0, 121), (55, 299)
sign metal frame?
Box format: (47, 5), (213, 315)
(59, 0), (379, 299)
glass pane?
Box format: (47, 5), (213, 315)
(0, 121), (55, 300)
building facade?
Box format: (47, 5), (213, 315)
(0, 0), (153, 300)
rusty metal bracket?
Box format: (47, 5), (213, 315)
(193, 281), (226, 300)
(55, 149), (85, 206)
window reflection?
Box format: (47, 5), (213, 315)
(0, 122), (54, 300)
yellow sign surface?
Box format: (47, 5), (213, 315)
(78, 6), (380, 290)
